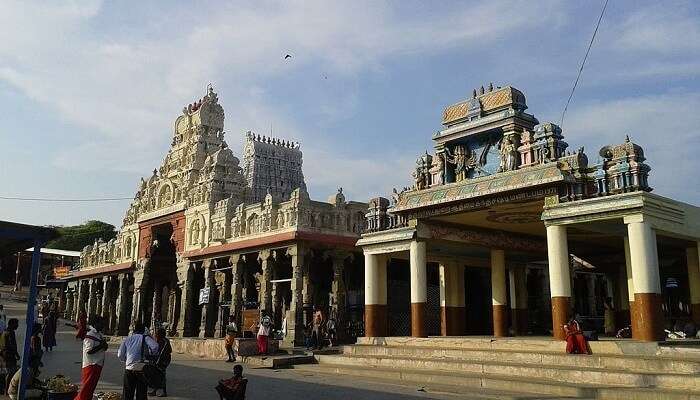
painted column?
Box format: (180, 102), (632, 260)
(287, 246), (305, 345)
(546, 225), (571, 340)
(491, 249), (507, 337)
(627, 219), (663, 341)
(364, 253), (387, 337)
(176, 261), (194, 337)
(687, 245), (700, 324)
(258, 250), (273, 313)
(509, 267), (528, 335)
(623, 236), (638, 332)
(410, 241), (427, 338)
(616, 259), (630, 328)
(199, 259), (216, 338)
(439, 261), (465, 336)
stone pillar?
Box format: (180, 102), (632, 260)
(627, 219), (663, 341)
(364, 253), (387, 337)
(258, 250), (273, 313)
(152, 283), (163, 327)
(229, 255), (243, 327)
(439, 261), (465, 336)
(199, 259), (216, 338)
(301, 251), (315, 327)
(214, 269), (228, 338)
(101, 276), (111, 318)
(87, 279), (98, 317)
(131, 268), (149, 330)
(176, 260), (195, 337)
(286, 246), (305, 345)
(410, 241), (427, 338)
(64, 288), (74, 321)
(687, 245), (700, 324)
(509, 267), (528, 335)
(116, 274), (130, 335)
(546, 225), (571, 341)
(491, 249), (507, 337)
(331, 251), (349, 342)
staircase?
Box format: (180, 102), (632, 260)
(293, 337), (700, 399)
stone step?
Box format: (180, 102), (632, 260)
(357, 336), (700, 358)
(293, 363), (598, 398)
(238, 354), (315, 368)
(316, 353), (700, 391)
(595, 387), (700, 400)
(344, 344), (700, 374)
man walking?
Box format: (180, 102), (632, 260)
(118, 322), (159, 400)
(75, 315), (108, 400)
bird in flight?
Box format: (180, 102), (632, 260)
(284, 54), (292, 60)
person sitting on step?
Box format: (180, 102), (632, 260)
(215, 364), (247, 400)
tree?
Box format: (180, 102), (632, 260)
(45, 220), (118, 251)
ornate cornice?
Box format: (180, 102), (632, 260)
(394, 163), (566, 214)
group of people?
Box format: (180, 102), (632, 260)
(74, 313), (173, 400)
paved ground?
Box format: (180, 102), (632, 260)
(1, 300), (522, 400)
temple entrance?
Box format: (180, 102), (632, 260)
(465, 266), (492, 335)
(144, 223), (178, 328)
(388, 258), (410, 336)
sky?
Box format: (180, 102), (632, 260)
(1, 0), (699, 227)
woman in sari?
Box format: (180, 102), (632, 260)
(563, 318), (591, 355)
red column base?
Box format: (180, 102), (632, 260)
(551, 296), (570, 341)
(411, 302), (427, 337)
(365, 304), (388, 337)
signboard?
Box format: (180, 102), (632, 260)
(243, 309), (260, 333)
(53, 266), (70, 279)
(198, 287), (210, 305)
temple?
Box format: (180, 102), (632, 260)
(63, 87), (367, 344)
(62, 84), (700, 345)
(359, 83), (700, 342)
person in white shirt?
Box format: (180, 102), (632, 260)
(118, 322), (159, 400)
(75, 316), (107, 400)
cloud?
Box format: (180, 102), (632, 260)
(564, 91), (700, 204)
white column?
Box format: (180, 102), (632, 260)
(410, 241), (427, 305)
(627, 221), (661, 295)
(546, 225), (571, 298)
(508, 269), (517, 310)
(546, 224), (570, 340)
(364, 253), (387, 306)
(624, 237), (635, 302)
(491, 250), (506, 306)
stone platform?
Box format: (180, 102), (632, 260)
(292, 336), (700, 400)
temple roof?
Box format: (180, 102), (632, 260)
(442, 85), (527, 127)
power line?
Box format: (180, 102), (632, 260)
(560, 0), (609, 128)
(0, 196), (132, 202)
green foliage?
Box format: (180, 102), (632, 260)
(45, 220), (118, 251)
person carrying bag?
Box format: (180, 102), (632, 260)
(118, 322), (159, 400)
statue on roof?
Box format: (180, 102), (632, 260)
(499, 136), (519, 172)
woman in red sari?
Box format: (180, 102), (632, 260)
(563, 318), (591, 354)
(76, 310), (87, 340)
